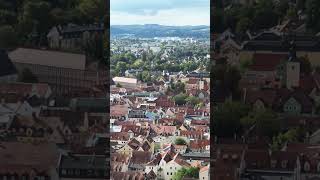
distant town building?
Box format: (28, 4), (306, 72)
(58, 154), (107, 180)
(47, 23), (104, 52)
(113, 77), (138, 89)
(9, 48), (107, 95)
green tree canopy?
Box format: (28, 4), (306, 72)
(175, 138), (187, 145)
(18, 68), (38, 83)
(0, 25), (17, 49)
(298, 56), (312, 75)
(271, 128), (305, 151)
(172, 93), (188, 106)
(255, 109), (281, 138)
(306, 0), (320, 32)
(77, 0), (106, 23)
(214, 100), (250, 137)
(186, 96), (201, 107)
(172, 167), (200, 180)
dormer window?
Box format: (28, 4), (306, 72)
(304, 162), (310, 172)
(281, 160), (288, 168)
(271, 160), (277, 168)
(61, 169), (67, 175)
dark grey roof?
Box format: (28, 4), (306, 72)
(0, 49), (17, 76)
(182, 152), (210, 158)
(60, 24), (104, 34)
(243, 36), (320, 52)
(128, 109), (146, 118)
(70, 98), (107, 113)
(186, 72), (210, 78)
(59, 154), (106, 170)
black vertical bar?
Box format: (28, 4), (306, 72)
(210, 0), (214, 177)
(105, 0), (110, 179)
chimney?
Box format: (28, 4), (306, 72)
(84, 112), (89, 130)
(243, 88), (247, 103)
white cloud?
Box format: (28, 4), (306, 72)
(111, 7), (210, 26)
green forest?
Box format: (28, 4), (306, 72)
(0, 0), (107, 49)
(213, 0), (320, 34)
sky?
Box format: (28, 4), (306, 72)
(110, 0), (210, 26)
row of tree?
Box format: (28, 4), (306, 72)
(111, 48), (208, 78)
(0, 0), (106, 49)
(213, 100), (305, 150)
(213, 0), (320, 34)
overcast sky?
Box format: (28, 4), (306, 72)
(110, 0), (210, 26)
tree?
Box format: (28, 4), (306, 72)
(116, 83), (122, 88)
(299, 56), (312, 75)
(132, 59), (143, 69)
(297, 0), (306, 10)
(141, 71), (151, 83)
(212, 8), (225, 33)
(172, 93), (188, 106)
(0, 9), (17, 25)
(115, 61), (128, 76)
(168, 80), (185, 95)
(77, 0), (106, 23)
(255, 109), (280, 138)
(175, 138), (187, 145)
(18, 68), (38, 83)
(306, 0), (320, 31)
(0, 25), (17, 49)
(286, 7), (298, 20)
(186, 96), (201, 107)
(240, 111), (257, 130)
(271, 128), (304, 151)
(214, 100), (250, 137)
(172, 167), (200, 180)
(275, 0), (290, 17)
(236, 17), (251, 34)
(21, 1), (51, 34)
(252, 0), (279, 30)
(239, 58), (253, 73)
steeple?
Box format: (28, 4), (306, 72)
(288, 40), (297, 61)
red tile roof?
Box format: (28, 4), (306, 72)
(110, 132), (130, 141)
(249, 53), (287, 71)
(0, 142), (59, 173)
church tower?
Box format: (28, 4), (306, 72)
(285, 40), (300, 89)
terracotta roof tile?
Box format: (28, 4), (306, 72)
(249, 53), (287, 71)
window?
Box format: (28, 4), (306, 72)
(87, 169), (94, 176)
(75, 169), (80, 175)
(281, 160), (288, 168)
(167, 172), (169, 175)
(271, 160), (277, 168)
(304, 162), (310, 172)
(61, 169), (67, 175)
(67, 169), (73, 175)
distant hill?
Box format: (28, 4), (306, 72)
(110, 24), (209, 38)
